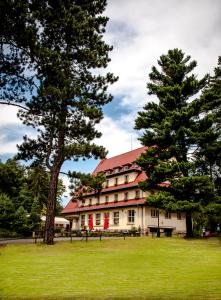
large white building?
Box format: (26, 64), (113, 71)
(62, 147), (186, 236)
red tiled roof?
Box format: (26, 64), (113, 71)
(62, 198), (147, 214)
(93, 146), (147, 174)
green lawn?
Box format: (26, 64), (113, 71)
(0, 237), (221, 299)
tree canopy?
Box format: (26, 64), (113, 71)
(135, 49), (220, 237)
(0, 0), (117, 243)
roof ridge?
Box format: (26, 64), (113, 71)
(105, 146), (146, 161)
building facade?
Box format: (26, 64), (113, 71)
(62, 147), (186, 236)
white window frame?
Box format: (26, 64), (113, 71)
(128, 210), (135, 224)
(113, 211), (119, 225)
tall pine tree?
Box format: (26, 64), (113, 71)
(0, 1), (117, 244)
(135, 49), (215, 237)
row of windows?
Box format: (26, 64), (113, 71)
(82, 190), (141, 206)
(105, 175), (129, 188)
(81, 210), (135, 226)
(105, 164), (138, 176)
(81, 210), (183, 227)
(151, 210), (182, 220)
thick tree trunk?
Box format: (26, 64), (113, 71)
(185, 212), (193, 238)
(44, 168), (60, 244)
(44, 126), (65, 245)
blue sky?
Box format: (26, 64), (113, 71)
(1, 0), (221, 205)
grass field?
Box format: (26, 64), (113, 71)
(0, 237), (221, 299)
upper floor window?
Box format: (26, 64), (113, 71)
(124, 165), (129, 171)
(135, 190), (140, 199)
(115, 178), (118, 186)
(114, 168), (119, 173)
(128, 210), (135, 223)
(106, 180), (109, 188)
(114, 194), (118, 202)
(106, 170), (111, 176)
(124, 192), (128, 200)
(81, 199), (85, 206)
(96, 213), (101, 225)
(151, 209), (159, 218)
(105, 195), (109, 203)
(177, 212), (182, 220)
(165, 212), (171, 219)
(124, 175), (129, 184)
(89, 198), (92, 206)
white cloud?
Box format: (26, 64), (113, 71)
(105, 0), (221, 110)
(0, 106), (21, 125)
(96, 116), (141, 158)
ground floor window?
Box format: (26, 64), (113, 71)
(96, 213), (101, 225)
(128, 210), (135, 223)
(88, 214), (92, 225)
(81, 215), (85, 227)
(151, 209), (159, 218)
(177, 212), (182, 220)
(113, 211), (119, 225)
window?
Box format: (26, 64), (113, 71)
(114, 168), (119, 173)
(105, 195), (109, 203)
(135, 190), (140, 199)
(114, 194), (118, 202)
(113, 212), (119, 225)
(88, 214), (92, 225)
(115, 178), (118, 186)
(106, 180), (109, 188)
(177, 212), (182, 220)
(151, 209), (159, 218)
(124, 192), (128, 201)
(124, 165), (129, 171)
(81, 215), (85, 227)
(106, 171), (111, 175)
(81, 199), (85, 207)
(96, 213), (101, 225)
(124, 175), (129, 183)
(165, 212), (171, 219)
(89, 198), (92, 206)
(128, 210), (135, 223)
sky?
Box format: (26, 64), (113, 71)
(0, 0), (221, 205)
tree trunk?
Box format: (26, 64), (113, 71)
(44, 126), (65, 244)
(185, 212), (193, 238)
(44, 168), (60, 244)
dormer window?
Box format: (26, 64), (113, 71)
(114, 194), (118, 202)
(124, 175), (129, 184)
(124, 165), (129, 171)
(114, 168), (119, 173)
(106, 170), (111, 176)
(115, 178), (118, 186)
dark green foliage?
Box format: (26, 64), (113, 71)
(0, 160), (65, 235)
(69, 171), (106, 201)
(135, 49), (220, 237)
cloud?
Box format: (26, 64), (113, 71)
(96, 115), (141, 158)
(105, 0), (221, 111)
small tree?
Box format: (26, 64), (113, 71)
(135, 49), (216, 237)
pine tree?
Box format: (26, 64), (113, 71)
(135, 49), (215, 237)
(0, 1), (117, 244)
